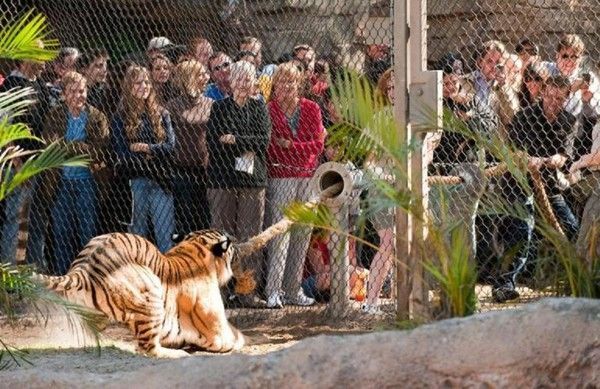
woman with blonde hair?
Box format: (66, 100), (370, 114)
(112, 65), (176, 252)
(264, 61), (326, 308)
(166, 59), (213, 235)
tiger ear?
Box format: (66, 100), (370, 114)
(211, 236), (231, 257)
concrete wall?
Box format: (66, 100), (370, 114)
(427, 0), (600, 68)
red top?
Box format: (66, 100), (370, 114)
(267, 97), (325, 178)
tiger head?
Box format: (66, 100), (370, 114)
(180, 229), (255, 293)
(181, 229), (237, 285)
(182, 229), (235, 260)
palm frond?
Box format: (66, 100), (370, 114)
(0, 339), (32, 370)
(0, 142), (89, 201)
(0, 87), (37, 119)
(328, 72), (404, 167)
(0, 263), (104, 362)
(0, 122), (40, 150)
(0, 10), (59, 61)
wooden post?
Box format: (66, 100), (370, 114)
(394, 0), (442, 320)
(393, 0), (411, 321)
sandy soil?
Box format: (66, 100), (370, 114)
(0, 285), (548, 374)
(0, 303), (383, 374)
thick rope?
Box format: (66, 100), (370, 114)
(428, 159), (566, 236)
(529, 166), (565, 236)
(234, 182), (344, 259)
(428, 162), (508, 185)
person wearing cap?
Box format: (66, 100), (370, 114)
(147, 36), (173, 58)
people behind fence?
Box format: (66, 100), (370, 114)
(357, 68), (397, 315)
(463, 40), (519, 141)
(518, 63), (545, 110)
(7, 28), (600, 309)
(431, 52), (498, 173)
(166, 59), (213, 235)
(186, 36), (213, 67)
(491, 75), (581, 302)
(44, 47), (81, 107)
(206, 60), (271, 308)
(205, 52), (232, 100)
(0, 43), (51, 268)
(302, 229), (369, 302)
(43, 71), (110, 274)
(264, 62), (326, 308)
(150, 53), (177, 106)
(112, 65), (176, 253)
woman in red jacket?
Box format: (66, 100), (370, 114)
(265, 62), (326, 308)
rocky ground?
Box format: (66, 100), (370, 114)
(0, 298), (598, 387)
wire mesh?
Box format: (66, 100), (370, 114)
(0, 0), (396, 326)
(427, 0), (600, 312)
(2, 0), (597, 327)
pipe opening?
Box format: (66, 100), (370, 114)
(319, 171), (344, 198)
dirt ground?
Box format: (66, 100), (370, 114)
(0, 286), (548, 374)
(0, 303), (385, 373)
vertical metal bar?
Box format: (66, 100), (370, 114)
(327, 205), (351, 317)
(407, 0), (430, 319)
(393, 0), (411, 321)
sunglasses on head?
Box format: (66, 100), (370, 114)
(212, 61), (231, 71)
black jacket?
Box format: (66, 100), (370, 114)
(206, 97), (272, 189)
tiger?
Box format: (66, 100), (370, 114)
(36, 229), (255, 359)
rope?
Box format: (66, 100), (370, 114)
(529, 167), (565, 236)
(428, 162), (508, 185)
(234, 181), (344, 259)
(428, 158), (566, 236)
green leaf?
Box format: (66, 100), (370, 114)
(0, 87), (37, 119)
(0, 10), (59, 62)
(0, 142), (89, 201)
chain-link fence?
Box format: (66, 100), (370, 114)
(427, 0), (600, 312)
(0, 0), (396, 326)
(2, 0), (598, 328)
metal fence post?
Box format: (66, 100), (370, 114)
(393, 0), (411, 321)
(394, 0), (442, 320)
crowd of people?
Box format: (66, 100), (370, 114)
(1, 29), (598, 314)
(430, 34), (600, 302)
(0, 34), (393, 314)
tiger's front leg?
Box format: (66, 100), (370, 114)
(187, 295), (245, 353)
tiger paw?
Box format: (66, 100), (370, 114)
(150, 347), (190, 359)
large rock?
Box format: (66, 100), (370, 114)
(1, 298), (599, 387)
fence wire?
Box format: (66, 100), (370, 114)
(427, 0), (600, 311)
(0, 0), (395, 325)
(1, 0), (598, 326)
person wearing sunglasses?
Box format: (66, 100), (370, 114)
(515, 38), (541, 70)
(546, 34), (600, 118)
(205, 52), (233, 101)
(518, 63), (545, 110)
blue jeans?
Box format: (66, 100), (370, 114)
(51, 177), (98, 275)
(130, 177), (175, 253)
(498, 194), (579, 287)
(0, 177), (47, 268)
